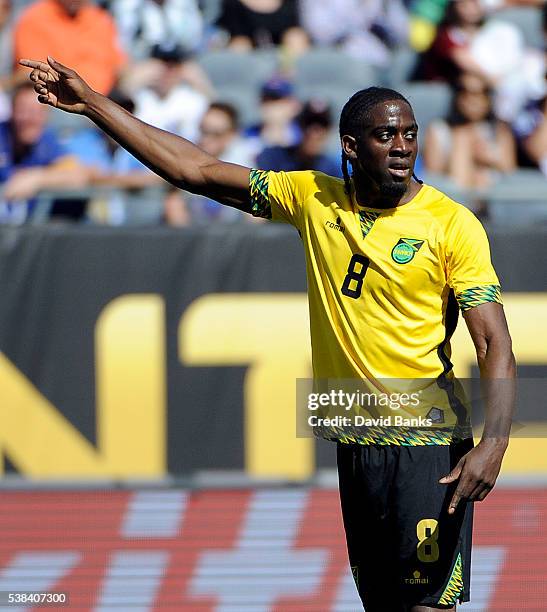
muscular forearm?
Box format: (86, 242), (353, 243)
(84, 91), (214, 190)
(476, 336), (516, 445)
(441, 338), (515, 512)
(84, 91), (251, 208)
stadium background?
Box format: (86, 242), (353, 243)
(1, 0), (547, 610)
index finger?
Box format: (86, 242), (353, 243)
(19, 59), (50, 71)
(448, 487), (464, 515)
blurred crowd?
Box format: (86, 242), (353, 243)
(0, 0), (546, 225)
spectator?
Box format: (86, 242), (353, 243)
(257, 98), (341, 176)
(197, 102), (256, 166)
(166, 102), (255, 224)
(14, 0), (126, 95)
(0, 0), (11, 80)
(423, 73), (516, 189)
(216, 0), (309, 53)
(0, 0), (12, 120)
(493, 0), (546, 123)
(512, 3), (547, 174)
(131, 43), (209, 142)
(512, 2), (546, 177)
(65, 91), (165, 224)
(0, 82), (86, 224)
(514, 94), (547, 174)
(416, 0), (540, 123)
(120, 40), (214, 100)
(245, 76), (301, 155)
(112, 0), (204, 60)
(409, 0), (545, 54)
(415, 0), (515, 84)
(300, 0), (409, 67)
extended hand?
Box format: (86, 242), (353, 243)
(19, 56), (93, 114)
(439, 439), (507, 514)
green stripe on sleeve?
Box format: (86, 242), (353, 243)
(249, 169), (271, 219)
(456, 284), (502, 312)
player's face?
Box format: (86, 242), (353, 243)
(345, 100), (418, 199)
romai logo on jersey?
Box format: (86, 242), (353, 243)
(325, 216), (345, 233)
(391, 238), (424, 264)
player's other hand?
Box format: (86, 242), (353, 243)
(439, 438), (508, 514)
(19, 56), (92, 114)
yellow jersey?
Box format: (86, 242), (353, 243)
(249, 169), (502, 445)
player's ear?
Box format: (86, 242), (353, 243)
(341, 135), (358, 161)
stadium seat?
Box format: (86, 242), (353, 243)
(399, 82), (452, 131)
(488, 200), (547, 226)
(199, 50), (278, 89)
(213, 84), (261, 127)
(487, 169), (547, 224)
(421, 173), (470, 205)
(294, 83), (357, 120)
(488, 169), (547, 201)
(295, 49), (378, 91)
(385, 47), (419, 89)
(486, 169), (547, 225)
(252, 48), (281, 80)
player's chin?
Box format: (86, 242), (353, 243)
(379, 178), (408, 199)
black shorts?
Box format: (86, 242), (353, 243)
(337, 438), (474, 611)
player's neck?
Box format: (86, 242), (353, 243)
(352, 176), (421, 209)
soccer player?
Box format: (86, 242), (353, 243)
(21, 57), (516, 612)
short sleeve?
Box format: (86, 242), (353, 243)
(248, 169), (315, 229)
(445, 207), (503, 312)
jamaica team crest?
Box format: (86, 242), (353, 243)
(391, 238), (424, 264)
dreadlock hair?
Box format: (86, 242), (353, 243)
(339, 86), (422, 195)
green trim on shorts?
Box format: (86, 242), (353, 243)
(438, 552), (464, 606)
